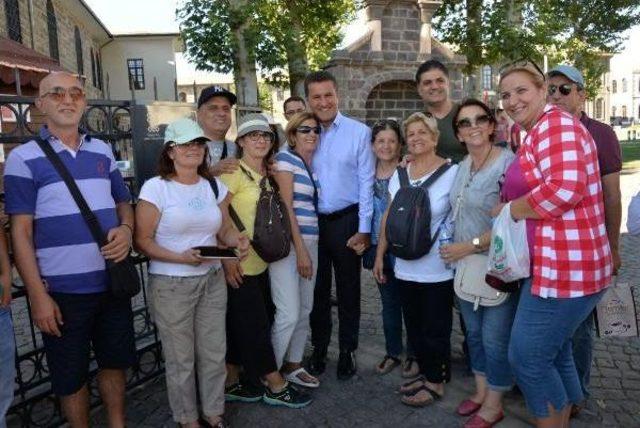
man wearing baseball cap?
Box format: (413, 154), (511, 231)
(547, 64), (622, 417)
(196, 85), (240, 176)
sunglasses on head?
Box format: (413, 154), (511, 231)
(499, 58), (545, 79)
(41, 86), (86, 102)
(456, 114), (491, 129)
(296, 125), (320, 134)
(548, 83), (576, 96)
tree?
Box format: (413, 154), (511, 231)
(433, 0), (640, 97)
(177, 0), (357, 101)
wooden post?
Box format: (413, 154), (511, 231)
(14, 67), (21, 96)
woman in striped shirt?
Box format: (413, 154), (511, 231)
(269, 112), (321, 388)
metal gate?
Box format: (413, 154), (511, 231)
(0, 95), (164, 427)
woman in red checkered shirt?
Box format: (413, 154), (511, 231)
(497, 60), (612, 427)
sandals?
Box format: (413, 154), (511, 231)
(402, 357), (420, 378)
(283, 367), (320, 388)
(375, 355), (401, 375)
(400, 384), (443, 407)
(398, 375), (426, 394)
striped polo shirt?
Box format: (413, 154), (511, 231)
(4, 127), (131, 294)
(274, 148), (319, 240)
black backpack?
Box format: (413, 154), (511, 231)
(385, 163), (452, 260)
(226, 165), (292, 263)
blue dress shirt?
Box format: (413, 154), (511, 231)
(312, 112), (374, 233)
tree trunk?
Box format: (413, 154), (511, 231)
(229, 0), (259, 109)
(285, 18), (309, 97)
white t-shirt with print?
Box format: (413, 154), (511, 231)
(139, 176), (228, 276)
(387, 163), (458, 283)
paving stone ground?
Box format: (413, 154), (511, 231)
(10, 171), (640, 428)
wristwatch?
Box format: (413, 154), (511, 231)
(472, 237), (482, 251)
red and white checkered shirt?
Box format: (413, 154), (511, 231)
(520, 105), (612, 298)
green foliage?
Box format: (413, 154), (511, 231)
(258, 81), (274, 113)
(433, 0), (640, 98)
(177, 0), (357, 91)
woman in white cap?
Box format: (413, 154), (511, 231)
(220, 113), (312, 408)
(135, 118), (249, 428)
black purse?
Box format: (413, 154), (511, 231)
(35, 138), (141, 299)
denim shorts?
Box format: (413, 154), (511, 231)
(42, 292), (136, 396)
(508, 278), (605, 417)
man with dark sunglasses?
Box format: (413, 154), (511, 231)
(547, 64), (622, 418)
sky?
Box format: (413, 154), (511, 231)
(85, 0), (640, 76)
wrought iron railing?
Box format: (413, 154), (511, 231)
(0, 95), (163, 427)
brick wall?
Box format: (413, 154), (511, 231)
(365, 80), (423, 126)
(0, 0), (103, 98)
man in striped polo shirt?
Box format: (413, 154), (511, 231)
(5, 72), (135, 428)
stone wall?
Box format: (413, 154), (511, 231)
(0, 0), (104, 98)
(365, 80), (423, 125)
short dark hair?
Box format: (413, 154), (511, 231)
(304, 70), (337, 97)
(451, 98), (497, 144)
(415, 59), (449, 83)
(283, 95), (305, 112)
(371, 119), (405, 146)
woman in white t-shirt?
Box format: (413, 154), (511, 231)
(373, 112), (458, 408)
(135, 118), (249, 428)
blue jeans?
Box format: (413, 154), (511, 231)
(377, 270), (413, 358)
(458, 291), (519, 391)
(572, 311), (594, 399)
(0, 307), (15, 428)
(509, 279), (605, 418)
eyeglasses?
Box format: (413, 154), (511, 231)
(245, 131), (274, 142)
(456, 114), (492, 129)
(499, 59), (545, 79)
(40, 86), (86, 102)
(172, 141), (207, 149)
(296, 125), (320, 135)
(548, 83), (576, 96)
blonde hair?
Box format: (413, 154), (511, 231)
(499, 61), (545, 89)
(402, 112), (440, 141)
(284, 112), (318, 148)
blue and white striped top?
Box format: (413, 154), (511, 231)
(4, 127), (131, 294)
(274, 148), (320, 240)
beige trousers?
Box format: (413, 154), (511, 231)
(149, 268), (227, 423)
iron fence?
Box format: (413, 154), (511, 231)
(0, 95), (164, 427)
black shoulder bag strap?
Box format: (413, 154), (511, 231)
(397, 166), (410, 187)
(208, 177), (219, 199)
(287, 149), (318, 210)
(419, 162), (452, 189)
(35, 138), (107, 247)
(221, 140), (228, 160)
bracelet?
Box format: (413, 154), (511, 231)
(120, 223), (133, 234)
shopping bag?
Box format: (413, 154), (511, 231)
(595, 279), (638, 338)
(487, 202), (530, 283)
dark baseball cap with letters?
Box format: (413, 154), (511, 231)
(197, 85), (237, 108)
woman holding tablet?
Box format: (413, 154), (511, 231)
(135, 118), (249, 428)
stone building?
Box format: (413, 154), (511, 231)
(325, 0), (466, 125)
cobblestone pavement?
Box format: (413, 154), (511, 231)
(11, 171), (640, 428)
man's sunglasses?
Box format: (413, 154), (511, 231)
(41, 86), (86, 102)
(296, 125), (321, 134)
(548, 83), (576, 96)
(456, 114), (492, 129)
(499, 59), (545, 79)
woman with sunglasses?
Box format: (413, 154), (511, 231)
(268, 112), (321, 388)
(440, 99), (516, 427)
(220, 113), (312, 409)
(373, 112), (458, 407)
(498, 60), (611, 427)
(135, 118), (250, 428)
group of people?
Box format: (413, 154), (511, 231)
(0, 55), (629, 428)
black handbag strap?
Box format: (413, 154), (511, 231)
(287, 148), (318, 210)
(208, 176), (245, 232)
(221, 140), (228, 160)
(35, 138), (107, 248)
(397, 162), (451, 190)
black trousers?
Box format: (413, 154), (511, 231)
(399, 279), (454, 383)
(226, 271), (277, 382)
(310, 206), (361, 352)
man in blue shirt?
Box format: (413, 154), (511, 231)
(306, 70), (375, 379)
(5, 72), (136, 428)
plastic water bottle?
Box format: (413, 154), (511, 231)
(439, 220), (454, 270)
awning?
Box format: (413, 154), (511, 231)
(0, 36), (70, 89)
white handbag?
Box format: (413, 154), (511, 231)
(452, 160), (508, 311)
(454, 253), (508, 310)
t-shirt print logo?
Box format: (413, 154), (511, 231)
(188, 197), (205, 211)
(97, 160), (106, 176)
